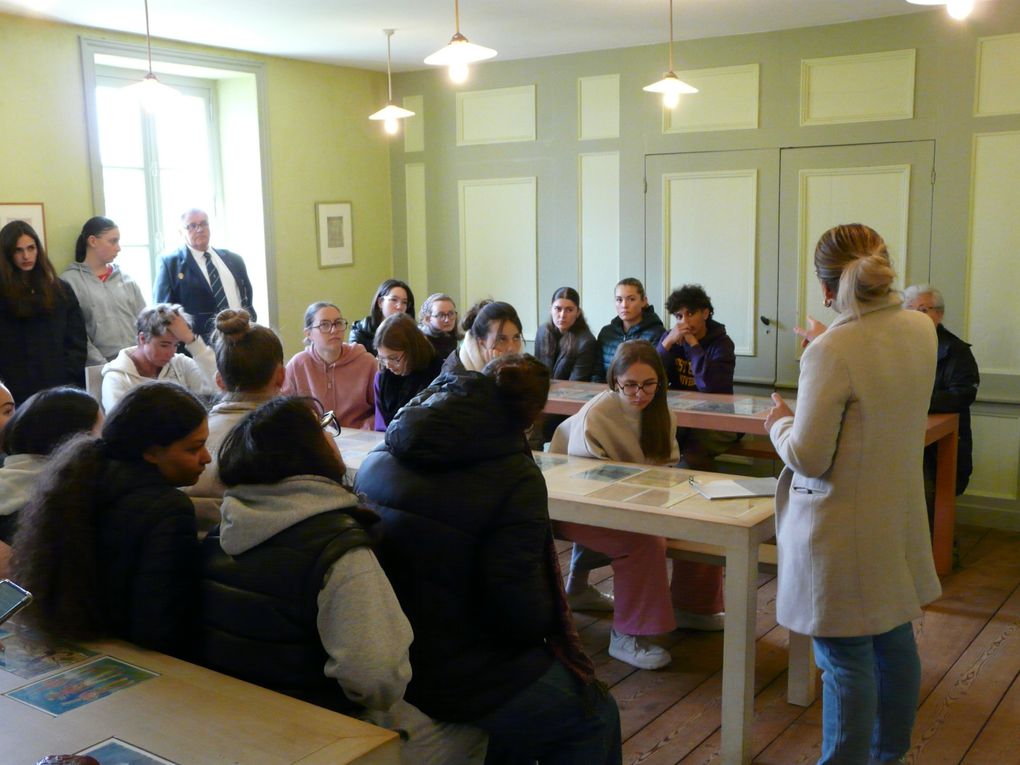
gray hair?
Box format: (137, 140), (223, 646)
(179, 208), (208, 224)
(136, 303), (193, 341)
(903, 284), (945, 312)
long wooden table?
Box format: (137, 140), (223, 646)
(0, 635), (399, 764)
(337, 427), (811, 765)
(545, 380), (960, 576)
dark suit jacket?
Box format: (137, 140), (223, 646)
(153, 246), (256, 339)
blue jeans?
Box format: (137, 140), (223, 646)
(812, 622), (920, 764)
(475, 659), (622, 765)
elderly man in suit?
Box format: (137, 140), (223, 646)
(154, 209), (256, 340)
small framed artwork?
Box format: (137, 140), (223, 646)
(316, 201), (353, 268)
(1, 203), (46, 250)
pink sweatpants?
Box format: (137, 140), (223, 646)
(558, 523), (725, 635)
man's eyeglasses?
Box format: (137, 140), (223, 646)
(431, 311), (457, 321)
(311, 319), (349, 333)
(617, 380), (659, 397)
(320, 410), (341, 437)
(184, 221), (210, 232)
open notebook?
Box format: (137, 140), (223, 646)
(689, 476), (779, 500)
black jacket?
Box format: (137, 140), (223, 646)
(349, 316), (378, 355)
(926, 323), (979, 494)
(594, 306), (666, 382)
(200, 511), (371, 713)
(95, 460), (200, 658)
(0, 281), (87, 405)
(534, 323), (599, 382)
(353, 372), (557, 722)
(375, 353), (446, 429)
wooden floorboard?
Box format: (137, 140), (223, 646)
(565, 526), (1020, 765)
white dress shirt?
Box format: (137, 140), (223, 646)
(187, 245), (242, 310)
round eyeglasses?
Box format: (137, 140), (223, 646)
(311, 319), (349, 333)
(320, 410), (341, 437)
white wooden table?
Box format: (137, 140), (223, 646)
(0, 636), (399, 765)
(339, 428), (813, 765)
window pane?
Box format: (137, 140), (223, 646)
(117, 245), (153, 304)
(155, 93), (215, 233)
(102, 167), (151, 292)
(96, 85), (143, 168)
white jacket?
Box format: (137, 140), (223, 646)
(61, 262), (146, 365)
(768, 294), (941, 637)
(101, 338), (217, 412)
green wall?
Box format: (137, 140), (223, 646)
(0, 11), (394, 358)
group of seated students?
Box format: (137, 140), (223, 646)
(0, 216), (977, 763)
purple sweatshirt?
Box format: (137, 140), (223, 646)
(655, 318), (735, 393)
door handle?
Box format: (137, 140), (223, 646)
(759, 316), (772, 326)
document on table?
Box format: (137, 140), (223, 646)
(689, 476), (778, 500)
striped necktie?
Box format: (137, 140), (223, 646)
(203, 252), (230, 313)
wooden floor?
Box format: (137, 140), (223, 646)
(558, 525), (1020, 764)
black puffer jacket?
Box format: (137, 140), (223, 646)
(354, 372), (557, 722)
(95, 460), (200, 658)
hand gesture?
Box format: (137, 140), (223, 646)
(166, 313), (196, 345)
(793, 316), (827, 349)
(764, 392), (793, 433)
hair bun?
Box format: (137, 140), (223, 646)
(215, 309), (251, 340)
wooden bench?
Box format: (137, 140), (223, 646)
(666, 539), (778, 576)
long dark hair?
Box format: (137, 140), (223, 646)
(366, 279), (415, 332)
(538, 287), (591, 371)
(606, 340), (673, 462)
(1, 387), (99, 456)
(210, 309), (283, 392)
(374, 313), (435, 372)
(462, 299), (523, 340)
(75, 216), (117, 263)
(0, 220), (60, 317)
(10, 382), (207, 641)
(219, 397), (345, 487)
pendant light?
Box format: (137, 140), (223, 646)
(905, 0), (975, 20)
(643, 0), (697, 109)
(126, 0), (179, 113)
(369, 29), (416, 136)
(424, 0), (497, 84)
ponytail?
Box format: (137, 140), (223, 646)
(835, 253), (896, 318)
(814, 223), (896, 319)
(75, 216), (117, 263)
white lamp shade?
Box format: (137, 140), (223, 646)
(369, 103), (416, 121)
(643, 72), (698, 96)
(424, 35), (497, 66)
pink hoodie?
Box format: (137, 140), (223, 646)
(282, 343), (377, 429)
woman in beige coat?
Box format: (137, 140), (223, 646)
(765, 223), (940, 765)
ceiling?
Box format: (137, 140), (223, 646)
(0, 0), (952, 72)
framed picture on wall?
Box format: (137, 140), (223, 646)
(316, 201), (353, 268)
(1, 203), (46, 250)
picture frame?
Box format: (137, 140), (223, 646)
(316, 201), (353, 268)
(1, 203), (46, 250)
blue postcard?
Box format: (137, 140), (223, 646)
(5, 656), (158, 716)
(0, 626), (98, 680)
(79, 737), (178, 764)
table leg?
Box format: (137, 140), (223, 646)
(932, 428), (958, 576)
(786, 631), (816, 706)
(720, 540), (757, 765)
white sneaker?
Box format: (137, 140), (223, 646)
(609, 629), (671, 670)
(566, 585), (615, 612)
(674, 609), (725, 632)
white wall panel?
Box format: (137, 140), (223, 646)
(663, 170), (758, 356)
(578, 152), (620, 330)
(664, 64), (759, 134)
(459, 177), (538, 336)
(456, 85), (536, 146)
(800, 49), (915, 126)
(975, 33), (1020, 116)
(404, 163), (427, 296)
(969, 412), (1020, 500)
(578, 74), (619, 140)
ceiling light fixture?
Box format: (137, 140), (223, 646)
(126, 0), (179, 113)
(369, 29), (416, 136)
(424, 0), (497, 85)
(905, 0), (975, 20)
(643, 0), (698, 109)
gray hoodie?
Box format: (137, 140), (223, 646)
(0, 453), (47, 518)
(61, 262), (146, 366)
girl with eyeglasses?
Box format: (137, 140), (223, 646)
(443, 300), (525, 374)
(0, 220), (87, 406)
(418, 292), (463, 360)
(11, 382), (209, 657)
(550, 340), (682, 671)
(372, 314), (445, 431)
(185, 309), (285, 529)
(349, 279), (416, 356)
(201, 396), (486, 763)
(282, 302), (378, 430)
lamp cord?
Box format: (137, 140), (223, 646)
(144, 0), (154, 75)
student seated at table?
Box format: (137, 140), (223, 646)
(101, 303), (218, 412)
(201, 397), (486, 764)
(283, 301), (377, 429)
(443, 299), (525, 374)
(0, 387), (102, 546)
(373, 314), (445, 430)
(11, 382), (209, 657)
(418, 292), (463, 360)
(349, 279), (416, 356)
(355, 355), (622, 764)
(0, 378), (14, 446)
(551, 340), (683, 670)
(594, 278), (665, 382)
(185, 309), (284, 530)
